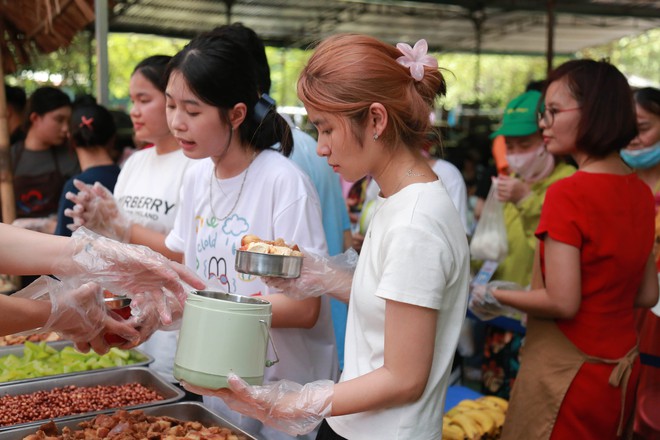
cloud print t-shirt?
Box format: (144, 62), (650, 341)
(165, 151), (338, 387)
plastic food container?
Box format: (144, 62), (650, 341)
(0, 401), (257, 439)
(174, 290), (278, 389)
(235, 249), (302, 278)
(0, 340), (152, 386)
(0, 367), (183, 432)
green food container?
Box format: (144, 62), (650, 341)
(174, 290), (278, 390)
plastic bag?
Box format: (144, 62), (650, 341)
(470, 178), (508, 262)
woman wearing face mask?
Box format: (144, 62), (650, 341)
(471, 58), (658, 440)
(475, 90), (575, 399)
(620, 86), (660, 438)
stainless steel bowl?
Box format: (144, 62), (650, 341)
(103, 296), (131, 310)
(235, 250), (302, 278)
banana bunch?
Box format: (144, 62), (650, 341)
(442, 396), (508, 440)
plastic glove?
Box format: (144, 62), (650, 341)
(12, 216), (57, 234)
(52, 228), (205, 324)
(263, 248), (358, 301)
(13, 276), (140, 354)
(126, 290), (184, 342)
(469, 280), (523, 321)
(496, 175), (530, 204)
(183, 373), (333, 436)
(64, 180), (132, 242)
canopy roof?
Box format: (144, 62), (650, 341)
(108, 0), (660, 55)
(0, 0), (96, 73)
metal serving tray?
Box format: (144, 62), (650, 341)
(0, 341), (153, 386)
(0, 366), (184, 432)
(0, 401), (259, 439)
(235, 249), (303, 278)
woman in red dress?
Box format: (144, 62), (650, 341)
(472, 59), (659, 439)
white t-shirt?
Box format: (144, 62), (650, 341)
(328, 180), (470, 440)
(114, 147), (193, 234)
(431, 159), (469, 233)
(166, 150), (339, 440)
(363, 158), (469, 233)
(113, 146), (194, 382)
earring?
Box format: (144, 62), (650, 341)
(373, 133), (379, 141)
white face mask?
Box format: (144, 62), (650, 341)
(506, 143), (555, 182)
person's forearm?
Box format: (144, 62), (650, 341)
(342, 230), (352, 252)
(129, 224), (183, 263)
(320, 270), (352, 303)
(0, 223), (70, 275)
(494, 288), (576, 319)
(266, 294), (321, 328)
(0, 295), (51, 335)
(331, 366), (425, 416)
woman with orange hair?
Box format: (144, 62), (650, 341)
(185, 34), (470, 440)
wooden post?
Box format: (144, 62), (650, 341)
(0, 48), (17, 225)
(546, 0), (556, 76)
(94, 0), (109, 106)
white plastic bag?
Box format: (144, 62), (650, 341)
(470, 178), (508, 262)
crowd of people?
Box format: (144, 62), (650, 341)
(0, 25), (658, 440)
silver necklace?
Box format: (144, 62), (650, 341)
(209, 153), (257, 221)
(392, 167), (426, 194)
(405, 168), (425, 177)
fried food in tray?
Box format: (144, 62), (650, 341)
(19, 405), (249, 440)
(0, 332), (60, 346)
(0, 367), (182, 433)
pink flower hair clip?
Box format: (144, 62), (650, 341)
(396, 39), (438, 81)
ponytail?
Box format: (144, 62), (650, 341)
(240, 94), (293, 156)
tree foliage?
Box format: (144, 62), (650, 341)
(7, 32), (185, 109)
(5, 28), (659, 113)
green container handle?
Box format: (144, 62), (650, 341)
(260, 319), (280, 367)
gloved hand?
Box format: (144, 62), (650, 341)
(496, 175), (530, 204)
(183, 373), (334, 436)
(263, 248), (358, 301)
(64, 180), (132, 243)
(52, 228), (205, 324)
(469, 280), (523, 321)
(12, 216), (57, 234)
(127, 289), (185, 342)
(13, 276), (140, 354)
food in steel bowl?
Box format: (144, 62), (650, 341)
(236, 235), (303, 278)
(240, 234), (303, 257)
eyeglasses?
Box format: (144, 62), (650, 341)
(537, 107), (581, 127)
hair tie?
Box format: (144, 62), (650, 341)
(396, 39), (438, 82)
(253, 93), (276, 124)
(79, 116), (94, 130)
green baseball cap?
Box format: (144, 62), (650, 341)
(490, 90), (542, 139)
